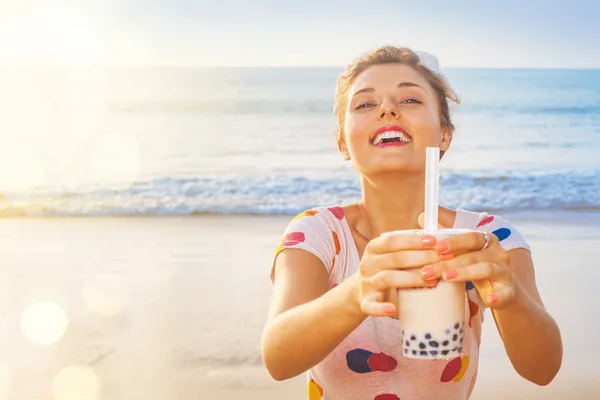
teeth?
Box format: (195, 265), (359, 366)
(372, 130), (411, 145)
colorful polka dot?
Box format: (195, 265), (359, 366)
(374, 395), (400, 400)
(440, 356), (470, 383)
(492, 228), (511, 241)
(332, 231), (340, 255)
(293, 210), (318, 221)
(466, 281), (475, 290)
(308, 379), (323, 399)
(347, 349), (373, 373)
(328, 206), (345, 220)
(346, 349), (397, 374)
(282, 232), (305, 246)
(367, 352), (398, 372)
(468, 300), (479, 327)
(440, 357), (462, 382)
(453, 356), (470, 382)
(476, 215), (494, 228)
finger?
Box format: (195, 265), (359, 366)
(365, 250), (443, 274)
(433, 230), (499, 255)
(386, 287), (399, 319)
(361, 291), (397, 316)
(367, 232), (438, 254)
(369, 270), (427, 291)
(419, 251), (486, 280)
(484, 284), (516, 308)
(440, 261), (511, 283)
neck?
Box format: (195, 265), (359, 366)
(355, 171), (426, 239)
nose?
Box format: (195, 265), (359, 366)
(378, 97), (398, 120)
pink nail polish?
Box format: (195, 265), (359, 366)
(422, 236), (436, 247)
(443, 270), (458, 280)
(384, 304), (396, 314)
(425, 279), (439, 288)
(420, 265), (436, 279)
(435, 240), (450, 253)
(488, 294), (499, 305)
(441, 253), (454, 260)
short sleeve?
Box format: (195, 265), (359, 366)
(473, 213), (531, 252)
(270, 209), (337, 283)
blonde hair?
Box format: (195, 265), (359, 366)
(334, 46), (455, 142)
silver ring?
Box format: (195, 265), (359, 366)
(481, 232), (490, 251)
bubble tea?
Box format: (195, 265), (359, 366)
(382, 229), (471, 360)
(383, 147), (470, 360)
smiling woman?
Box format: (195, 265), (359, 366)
(262, 46), (562, 400)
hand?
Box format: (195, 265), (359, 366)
(417, 213), (516, 309)
(356, 232), (447, 317)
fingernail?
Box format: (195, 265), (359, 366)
(384, 304), (396, 314)
(420, 265), (436, 279)
(425, 279), (439, 288)
(435, 240), (450, 253)
(443, 270), (458, 280)
(421, 236), (436, 246)
(441, 253), (454, 260)
(487, 295), (499, 305)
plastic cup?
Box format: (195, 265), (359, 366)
(381, 228), (473, 360)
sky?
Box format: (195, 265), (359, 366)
(0, 0), (599, 68)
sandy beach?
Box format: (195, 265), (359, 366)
(0, 212), (599, 400)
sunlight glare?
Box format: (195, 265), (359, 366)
(21, 301), (69, 345)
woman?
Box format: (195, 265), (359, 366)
(261, 46), (562, 400)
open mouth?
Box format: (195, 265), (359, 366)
(372, 130), (412, 146)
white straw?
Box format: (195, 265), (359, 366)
(424, 147), (440, 233)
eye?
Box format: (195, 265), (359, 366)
(355, 102), (376, 110)
(400, 98), (421, 104)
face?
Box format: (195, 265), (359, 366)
(339, 63), (451, 175)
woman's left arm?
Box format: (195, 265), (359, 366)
(489, 248), (562, 386)
(420, 231), (563, 386)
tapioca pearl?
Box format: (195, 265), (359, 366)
(429, 341), (439, 348)
(452, 334), (458, 341)
(458, 347), (463, 353)
(405, 340), (410, 347)
(460, 328), (463, 334)
(420, 351), (428, 356)
(404, 349), (408, 354)
(460, 338), (464, 344)
(454, 322), (460, 330)
(410, 335), (416, 341)
(442, 340), (449, 346)
(419, 342), (426, 349)
(425, 333), (432, 339)
(442, 350), (450, 356)
(412, 350), (417, 356)
(430, 350), (438, 356)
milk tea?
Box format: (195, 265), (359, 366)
(381, 228), (472, 360)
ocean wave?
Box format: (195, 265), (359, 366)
(0, 171), (598, 217)
(108, 99), (600, 117)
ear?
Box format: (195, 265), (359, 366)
(338, 138), (351, 161)
(440, 128), (453, 153)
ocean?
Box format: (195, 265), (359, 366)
(0, 67), (599, 216)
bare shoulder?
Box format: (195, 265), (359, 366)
(267, 248), (328, 323)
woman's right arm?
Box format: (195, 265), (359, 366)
(261, 234), (441, 381)
(261, 248), (364, 381)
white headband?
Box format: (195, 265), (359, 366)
(414, 50), (460, 104)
